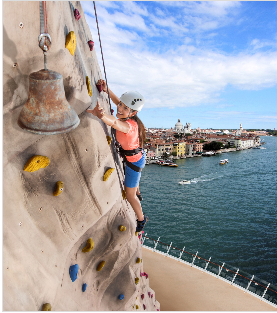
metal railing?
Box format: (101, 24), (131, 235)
(141, 234), (277, 308)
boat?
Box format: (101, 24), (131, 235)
(179, 180), (191, 184)
(202, 151), (215, 156)
(219, 159), (228, 165)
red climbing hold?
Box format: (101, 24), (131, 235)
(143, 304), (146, 310)
(111, 109), (114, 115)
(96, 83), (102, 93)
(141, 294), (144, 300)
(74, 9), (81, 20)
(148, 292), (151, 297)
(151, 294), (153, 298)
(88, 40), (94, 51)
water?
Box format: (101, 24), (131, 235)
(140, 136), (277, 286)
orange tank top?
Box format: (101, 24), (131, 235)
(116, 119), (142, 162)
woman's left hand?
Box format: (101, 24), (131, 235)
(87, 102), (105, 119)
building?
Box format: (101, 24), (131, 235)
(175, 119), (183, 132)
(173, 142), (186, 157)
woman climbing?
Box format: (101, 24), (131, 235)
(86, 79), (148, 232)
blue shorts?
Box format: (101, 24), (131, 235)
(125, 151), (146, 188)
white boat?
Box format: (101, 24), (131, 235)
(219, 159), (228, 165)
(179, 180), (191, 185)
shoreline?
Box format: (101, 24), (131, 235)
(142, 247), (277, 311)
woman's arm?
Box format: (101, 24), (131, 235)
(87, 103), (130, 133)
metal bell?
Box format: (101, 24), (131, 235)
(18, 69), (80, 135)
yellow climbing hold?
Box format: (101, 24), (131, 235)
(86, 76), (92, 97)
(135, 277), (139, 285)
(103, 168), (115, 181)
(23, 155), (50, 172)
(135, 232), (138, 236)
(82, 238), (94, 253)
(42, 303), (51, 311)
(106, 135), (112, 145)
(136, 305), (139, 310)
(136, 258), (141, 264)
(122, 190), (126, 200)
(53, 181), (63, 196)
(97, 261), (105, 271)
(119, 225), (126, 232)
(65, 31), (76, 56)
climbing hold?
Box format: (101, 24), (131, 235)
(136, 258), (141, 264)
(143, 304), (146, 310)
(122, 190), (126, 200)
(69, 264), (79, 282)
(119, 225), (126, 232)
(135, 232), (138, 236)
(111, 109), (114, 115)
(88, 40), (94, 51)
(141, 294), (144, 300)
(82, 283), (87, 292)
(74, 9), (81, 20)
(148, 292), (151, 297)
(136, 305), (139, 310)
(53, 181), (63, 196)
(96, 83), (102, 93)
(106, 135), (112, 145)
(82, 238), (94, 253)
(97, 261), (105, 271)
(86, 76), (92, 97)
(65, 31), (77, 56)
(118, 294), (124, 300)
(23, 155), (50, 172)
(103, 168), (115, 181)
(157, 309), (160, 311)
(42, 303), (51, 311)
(151, 294), (153, 298)
(135, 277), (139, 285)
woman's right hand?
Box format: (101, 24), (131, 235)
(97, 79), (107, 93)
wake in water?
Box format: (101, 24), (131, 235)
(180, 173), (223, 184)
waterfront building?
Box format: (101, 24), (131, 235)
(154, 143), (174, 157)
(186, 143), (193, 156)
(193, 142), (204, 154)
(173, 142), (186, 157)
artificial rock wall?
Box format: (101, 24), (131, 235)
(3, 2), (159, 311)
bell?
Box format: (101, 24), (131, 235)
(18, 69), (80, 135)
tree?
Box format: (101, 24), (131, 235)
(171, 151), (177, 156)
(203, 141), (224, 151)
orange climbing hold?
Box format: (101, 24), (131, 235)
(106, 135), (112, 145)
(97, 261), (105, 271)
(82, 238), (94, 252)
(65, 31), (77, 56)
(24, 155), (50, 172)
(86, 76), (92, 97)
(119, 225), (126, 232)
(42, 303), (51, 311)
(53, 181), (63, 196)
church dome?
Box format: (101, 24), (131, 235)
(175, 119), (183, 130)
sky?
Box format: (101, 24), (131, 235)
(81, 1), (277, 130)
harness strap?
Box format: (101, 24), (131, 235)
(125, 159), (143, 173)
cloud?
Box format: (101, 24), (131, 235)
(83, 1), (277, 113)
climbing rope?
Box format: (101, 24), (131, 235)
(142, 235), (277, 297)
(93, 1), (127, 197)
(39, 1), (51, 70)
(93, 1), (112, 113)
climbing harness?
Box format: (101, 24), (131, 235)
(115, 142), (143, 173)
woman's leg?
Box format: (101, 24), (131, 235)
(125, 186), (144, 221)
(136, 185), (140, 195)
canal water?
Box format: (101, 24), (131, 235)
(140, 136), (277, 286)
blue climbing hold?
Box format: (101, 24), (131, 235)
(82, 283), (87, 292)
(69, 264), (79, 282)
(118, 294), (124, 300)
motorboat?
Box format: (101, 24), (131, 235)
(219, 159), (228, 165)
(179, 180), (191, 184)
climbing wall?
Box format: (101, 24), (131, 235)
(3, 1), (160, 311)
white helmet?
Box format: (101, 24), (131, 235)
(119, 91), (145, 112)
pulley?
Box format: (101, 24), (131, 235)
(18, 69), (80, 135)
